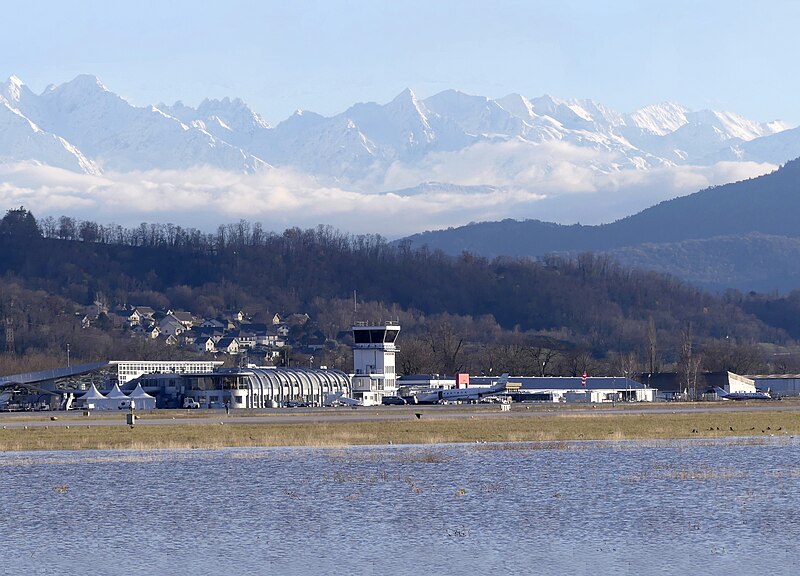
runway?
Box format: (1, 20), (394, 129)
(2, 401), (799, 429)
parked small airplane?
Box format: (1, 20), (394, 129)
(713, 386), (772, 401)
(323, 391), (362, 407)
(413, 373), (510, 404)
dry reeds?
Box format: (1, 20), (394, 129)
(1, 409), (798, 452)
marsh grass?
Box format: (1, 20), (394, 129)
(1, 410), (799, 452)
(396, 450), (450, 463)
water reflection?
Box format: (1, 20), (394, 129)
(2, 437), (799, 575)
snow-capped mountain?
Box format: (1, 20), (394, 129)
(160, 96), (272, 153)
(0, 74), (797, 184)
(2, 75), (265, 174)
(0, 77), (99, 174)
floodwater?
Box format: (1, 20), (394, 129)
(1, 437), (799, 575)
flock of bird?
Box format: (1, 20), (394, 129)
(690, 425), (783, 434)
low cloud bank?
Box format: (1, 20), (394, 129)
(0, 142), (776, 237)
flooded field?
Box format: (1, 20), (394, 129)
(2, 437), (799, 575)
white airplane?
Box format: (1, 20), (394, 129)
(323, 391), (363, 407)
(713, 386), (772, 401)
(413, 373), (509, 404)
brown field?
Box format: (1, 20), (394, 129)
(0, 408), (797, 451)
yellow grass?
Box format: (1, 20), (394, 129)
(0, 409), (798, 451)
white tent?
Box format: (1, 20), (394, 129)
(128, 384), (157, 410)
(102, 384), (132, 410)
(77, 384), (106, 410)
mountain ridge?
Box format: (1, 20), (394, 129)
(1, 74), (797, 187)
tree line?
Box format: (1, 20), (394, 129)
(2, 207), (799, 378)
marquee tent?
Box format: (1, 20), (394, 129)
(128, 384), (157, 410)
(77, 384), (107, 410)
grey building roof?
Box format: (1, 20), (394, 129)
(470, 375), (647, 391)
(0, 361), (110, 386)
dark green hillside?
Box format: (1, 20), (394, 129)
(399, 159), (800, 291)
(609, 233), (800, 293)
(0, 211), (787, 363)
(609, 157), (800, 243)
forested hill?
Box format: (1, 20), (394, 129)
(398, 158), (800, 291)
(0, 210), (790, 361)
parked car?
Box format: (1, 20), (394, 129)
(381, 396), (407, 405)
(183, 398), (200, 409)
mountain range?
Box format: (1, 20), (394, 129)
(2, 74), (799, 188)
(401, 157), (800, 293)
(5, 74), (800, 293)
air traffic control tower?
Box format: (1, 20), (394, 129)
(351, 321), (400, 405)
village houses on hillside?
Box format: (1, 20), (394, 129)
(79, 304), (335, 364)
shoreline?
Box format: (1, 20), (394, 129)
(1, 404), (798, 452)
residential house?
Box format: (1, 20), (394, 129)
(195, 326), (225, 343)
(264, 327), (287, 347)
(167, 310), (195, 330)
(241, 323), (268, 334)
(162, 334), (179, 346)
(132, 324), (160, 339)
(227, 329), (256, 349)
(194, 336), (216, 353)
(159, 314), (187, 338)
(128, 306), (156, 327)
(200, 318), (226, 330)
(215, 337), (240, 355)
(222, 310), (248, 324)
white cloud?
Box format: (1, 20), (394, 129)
(0, 144), (778, 238)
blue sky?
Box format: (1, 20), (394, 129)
(0, 0), (796, 235)
(4, 0), (799, 125)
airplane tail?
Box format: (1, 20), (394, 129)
(492, 373), (509, 392)
(323, 391), (344, 406)
(713, 386), (729, 398)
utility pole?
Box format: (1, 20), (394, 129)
(4, 317), (14, 354)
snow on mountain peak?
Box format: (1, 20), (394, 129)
(66, 74), (108, 92)
(767, 120), (792, 133)
(496, 93), (536, 121)
(3, 75), (30, 105)
(687, 109), (786, 141)
(7, 75), (24, 94)
(2, 73), (798, 191)
(197, 96), (271, 131)
(626, 102), (690, 135)
(386, 88), (427, 118)
(380, 88), (435, 143)
(41, 74), (117, 110)
(392, 87), (417, 102)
